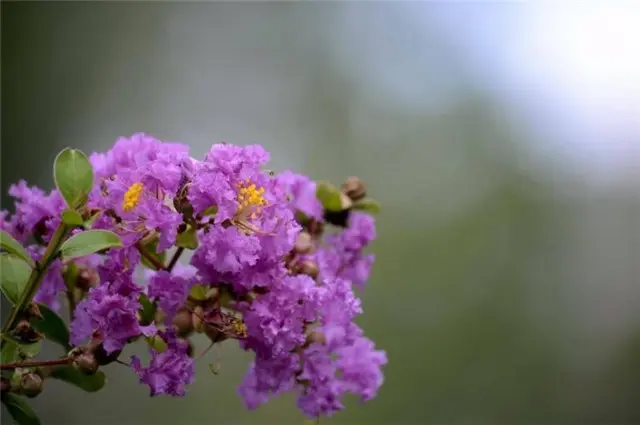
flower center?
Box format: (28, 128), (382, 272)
(236, 180), (267, 219)
(123, 182), (144, 212)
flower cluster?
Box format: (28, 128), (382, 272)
(0, 133), (385, 418)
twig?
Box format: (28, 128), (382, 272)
(166, 247), (184, 272)
(0, 357), (72, 371)
(135, 241), (166, 271)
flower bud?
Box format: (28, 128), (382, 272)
(341, 176), (367, 201)
(26, 303), (43, 321)
(305, 331), (326, 346)
(294, 232), (314, 254)
(173, 307), (194, 337)
(75, 267), (99, 291)
(93, 344), (121, 366)
(297, 260), (319, 279)
(13, 320), (42, 344)
(204, 323), (228, 344)
(73, 353), (99, 375)
(1, 378), (11, 393)
(20, 373), (43, 398)
(32, 217), (49, 244)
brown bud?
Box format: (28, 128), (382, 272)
(1, 378), (11, 393)
(20, 373), (43, 398)
(13, 320), (42, 344)
(305, 331), (326, 346)
(32, 217), (50, 244)
(172, 307), (194, 337)
(294, 232), (314, 254)
(26, 303), (43, 321)
(341, 176), (367, 201)
(93, 344), (121, 366)
(306, 219), (324, 237)
(73, 353), (99, 375)
(76, 267), (99, 291)
(297, 260), (319, 279)
(204, 323), (227, 344)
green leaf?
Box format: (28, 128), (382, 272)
(352, 198), (381, 214)
(0, 230), (34, 267)
(189, 284), (208, 301)
(50, 366), (106, 392)
(202, 205), (218, 216)
(0, 254), (32, 305)
(146, 335), (167, 353)
(138, 293), (157, 325)
(83, 210), (102, 229)
(2, 339), (42, 365)
(30, 304), (70, 350)
(316, 181), (343, 212)
(53, 148), (93, 209)
(61, 210), (84, 227)
(1, 393), (41, 425)
(58, 230), (122, 260)
(176, 225), (199, 250)
(139, 237), (166, 270)
(2, 339), (20, 365)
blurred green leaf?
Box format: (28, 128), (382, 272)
(59, 230), (122, 260)
(138, 293), (157, 325)
(31, 304), (70, 350)
(146, 335), (168, 353)
(176, 225), (199, 250)
(139, 237), (166, 270)
(189, 285), (208, 301)
(83, 210), (102, 229)
(53, 148), (93, 209)
(1, 393), (41, 425)
(0, 230), (34, 267)
(352, 198), (381, 214)
(51, 366), (106, 392)
(61, 210), (84, 227)
(316, 181), (343, 212)
(0, 254), (31, 305)
(202, 205), (218, 216)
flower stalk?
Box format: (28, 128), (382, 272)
(1, 223), (71, 345)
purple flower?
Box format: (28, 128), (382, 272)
(3, 181), (66, 243)
(71, 249), (144, 353)
(276, 171), (323, 220)
(146, 265), (197, 322)
(88, 133), (190, 250)
(238, 353), (299, 409)
(295, 327), (386, 417)
(316, 212), (376, 288)
(131, 332), (195, 397)
(189, 145), (301, 293)
(241, 274), (323, 358)
(193, 226), (261, 275)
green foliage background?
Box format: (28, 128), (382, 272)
(2, 2), (639, 424)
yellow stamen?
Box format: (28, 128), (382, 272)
(231, 319), (247, 338)
(236, 180), (267, 216)
(123, 182), (144, 212)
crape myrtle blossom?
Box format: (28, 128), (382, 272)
(0, 133), (385, 419)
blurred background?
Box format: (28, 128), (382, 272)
(2, 2), (639, 424)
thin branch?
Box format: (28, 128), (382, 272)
(1, 224), (70, 344)
(135, 241), (166, 271)
(166, 247), (184, 272)
(0, 357), (72, 371)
